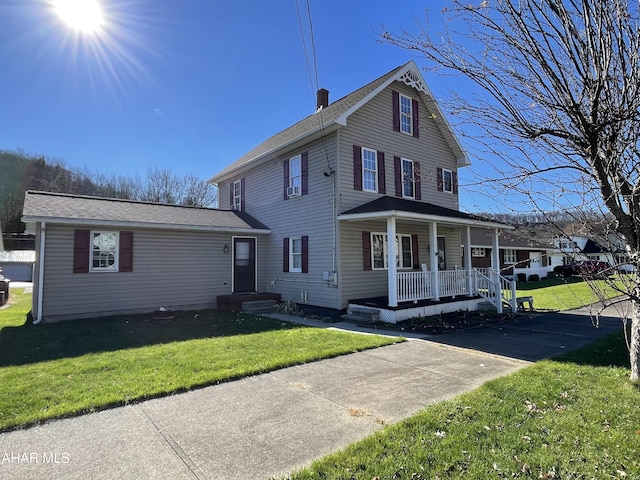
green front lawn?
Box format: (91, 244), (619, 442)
(287, 332), (640, 479)
(516, 277), (624, 311)
(0, 289), (401, 432)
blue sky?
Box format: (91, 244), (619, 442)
(0, 0), (498, 211)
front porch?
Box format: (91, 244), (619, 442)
(349, 268), (516, 323)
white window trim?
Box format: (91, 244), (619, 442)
(362, 147), (378, 193)
(289, 237), (302, 273)
(472, 247), (485, 257)
(402, 157), (414, 199)
(233, 180), (242, 210)
(90, 230), (119, 272)
(442, 168), (453, 193)
(289, 154), (301, 190)
(399, 93), (413, 136)
(371, 232), (413, 270)
(504, 249), (517, 264)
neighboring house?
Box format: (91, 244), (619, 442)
(23, 61), (515, 323)
(468, 229), (553, 279)
(22, 191), (270, 322)
(548, 235), (615, 269)
(0, 250), (36, 281)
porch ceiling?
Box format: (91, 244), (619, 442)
(338, 196), (512, 230)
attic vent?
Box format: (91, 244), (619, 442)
(398, 70), (427, 94)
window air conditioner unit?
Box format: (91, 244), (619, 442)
(287, 186), (300, 197)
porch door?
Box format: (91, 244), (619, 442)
(233, 237), (256, 293)
(437, 237), (446, 270)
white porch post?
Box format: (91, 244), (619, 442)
(465, 225), (473, 296)
(491, 228), (503, 314)
(430, 221), (440, 301)
(387, 216), (398, 307)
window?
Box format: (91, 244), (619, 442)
(504, 249), (517, 264)
(232, 180), (242, 210)
(442, 169), (453, 193)
(399, 94), (413, 135)
(91, 231), (118, 271)
(283, 236), (308, 273)
(289, 155), (301, 193)
(290, 237), (302, 273)
(402, 158), (414, 198)
(371, 233), (413, 270)
(472, 248), (486, 257)
(362, 148), (378, 192)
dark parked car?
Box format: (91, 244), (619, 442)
(554, 260), (610, 278)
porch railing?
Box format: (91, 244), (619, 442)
(397, 271), (433, 303)
(396, 268), (517, 313)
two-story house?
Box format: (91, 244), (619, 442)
(209, 61), (514, 322)
(22, 61), (514, 324)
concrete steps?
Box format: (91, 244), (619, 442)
(242, 299), (279, 315)
(341, 306), (381, 324)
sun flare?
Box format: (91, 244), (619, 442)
(53, 0), (104, 33)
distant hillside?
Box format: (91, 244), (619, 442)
(0, 150), (217, 234)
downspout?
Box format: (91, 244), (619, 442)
(33, 221), (46, 325)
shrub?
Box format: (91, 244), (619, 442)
(529, 274), (540, 282)
(517, 273), (527, 282)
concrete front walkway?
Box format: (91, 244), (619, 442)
(0, 306), (624, 480)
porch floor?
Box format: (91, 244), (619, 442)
(350, 294), (481, 311)
(217, 293), (281, 312)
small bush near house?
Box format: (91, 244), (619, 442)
(529, 274), (540, 282)
(517, 273), (527, 282)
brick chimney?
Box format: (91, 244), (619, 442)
(316, 88), (329, 111)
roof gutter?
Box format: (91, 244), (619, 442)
(20, 216), (271, 235)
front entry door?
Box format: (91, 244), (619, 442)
(233, 238), (256, 293)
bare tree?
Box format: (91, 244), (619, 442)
(383, 0), (640, 381)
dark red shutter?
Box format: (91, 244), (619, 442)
(394, 156), (402, 197)
(452, 171), (458, 194)
(412, 99), (419, 138)
(283, 238), (289, 272)
(301, 152), (309, 196)
(229, 183), (234, 209)
(437, 167), (443, 192)
(353, 145), (362, 191)
(283, 159), (290, 200)
(240, 178), (245, 211)
(377, 151), (386, 194)
(414, 161), (422, 200)
(392, 90), (400, 132)
(362, 232), (372, 271)
(301, 236), (309, 273)
(411, 234), (420, 270)
(119, 231), (134, 272)
(73, 229), (90, 273)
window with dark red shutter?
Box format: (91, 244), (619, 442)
(301, 236), (309, 273)
(362, 232), (372, 271)
(377, 151), (386, 194)
(392, 91), (400, 132)
(353, 145), (362, 191)
(283, 237), (290, 272)
(412, 98), (419, 138)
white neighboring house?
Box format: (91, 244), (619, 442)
(548, 235), (634, 272)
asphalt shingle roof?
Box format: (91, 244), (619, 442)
(469, 229), (554, 249)
(21, 191), (269, 231)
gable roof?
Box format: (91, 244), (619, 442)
(209, 61), (468, 183)
(21, 191), (270, 234)
(338, 196), (510, 230)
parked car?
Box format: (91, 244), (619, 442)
(554, 261), (610, 278)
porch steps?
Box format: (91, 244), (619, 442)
(341, 307), (381, 324)
(242, 299), (279, 315)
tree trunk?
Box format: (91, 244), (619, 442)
(631, 298), (640, 383)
